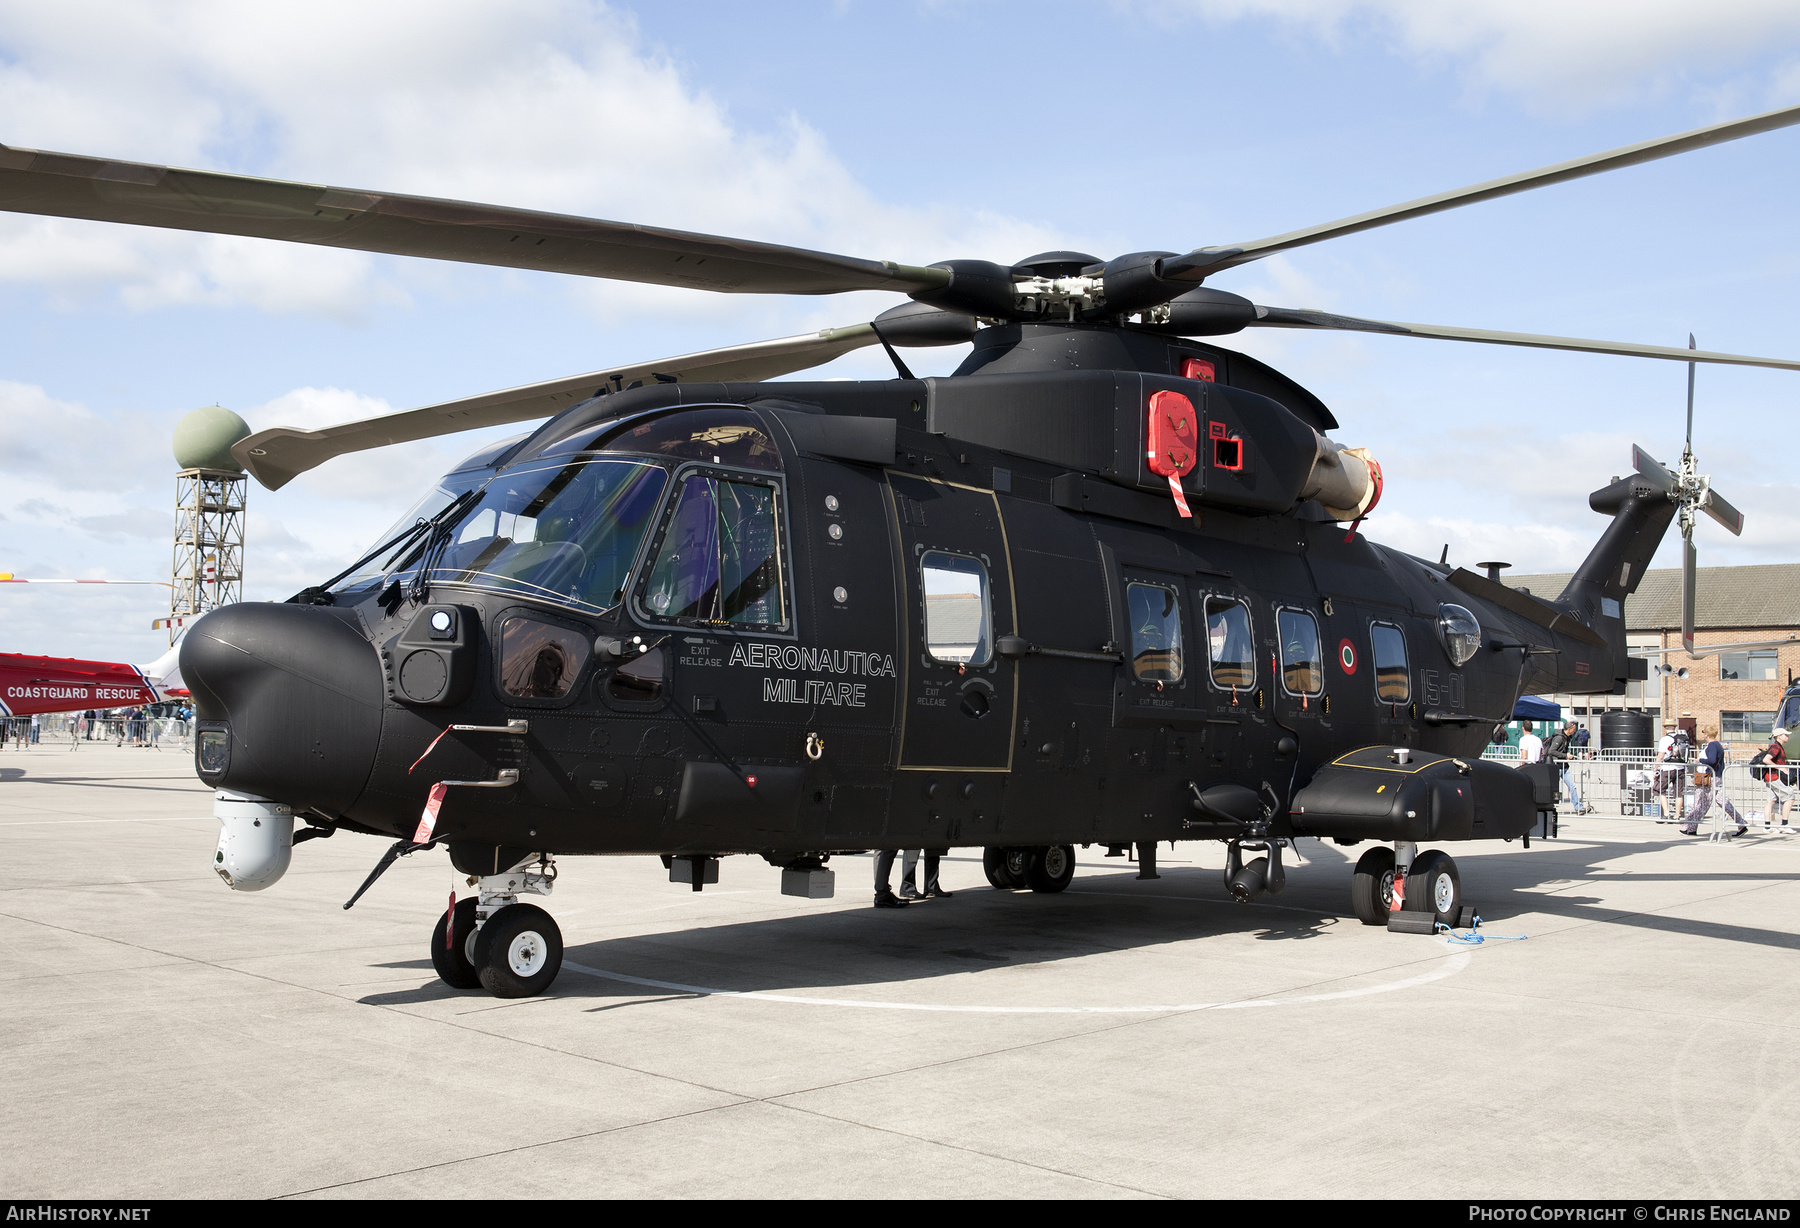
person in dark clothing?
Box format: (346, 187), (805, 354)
(899, 848), (953, 899)
(872, 850), (909, 908)
(1681, 725), (1747, 836)
(1543, 720), (1586, 813)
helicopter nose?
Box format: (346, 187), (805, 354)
(180, 602), (385, 813)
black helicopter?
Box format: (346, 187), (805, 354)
(3, 104), (1796, 998)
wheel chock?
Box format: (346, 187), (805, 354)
(1457, 905), (1477, 929)
(1386, 910), (1437, 934)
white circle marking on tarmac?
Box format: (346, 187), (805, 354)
(561, 947), (1472, 1014)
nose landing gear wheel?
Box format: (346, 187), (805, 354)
(1408, 850), (1461, 929)
(1350, 846), (1396, 926)
(1026, 844), (1076, 893)
(430, 896), (483, 989)
(473, 902), (564, 998)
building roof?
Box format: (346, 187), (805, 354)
(1504, 563), (1800, 632)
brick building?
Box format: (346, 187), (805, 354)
(1506, 563), (1800, 752)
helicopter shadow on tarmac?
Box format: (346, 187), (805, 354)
(356, 859), (1363, 1009)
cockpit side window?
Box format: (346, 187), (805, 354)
(1204, 596), (1255, 690)
(639, 470), (788, 629)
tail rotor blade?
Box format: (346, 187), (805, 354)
(1682, 535), (1698, 655)
(1701, 487), (1745, 536)
(1632, 445), (1678, 494)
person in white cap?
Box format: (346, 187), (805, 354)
(1750, 728), (1794, 833)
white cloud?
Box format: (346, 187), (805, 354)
(0, 0), (1065, 321)
(1166, 1), (1800, 109)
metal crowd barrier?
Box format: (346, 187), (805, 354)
(1480, 746), (1798, 826)
(1, 714), (193, 751)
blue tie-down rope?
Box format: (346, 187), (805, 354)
(1436, 915), (1527, 945)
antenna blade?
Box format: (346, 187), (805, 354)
(1244, 308), (1800, 373)
(0, 143), (947, 297)
(1682, 536), (1698, 655)
(1164, 101), (1800, 278)
(231, 324), (879, 490)
(1701, 487), (1745, 536)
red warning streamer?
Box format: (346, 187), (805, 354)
(413, 782), (449, 844)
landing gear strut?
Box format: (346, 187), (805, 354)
(430, 852), (564, 997)
(1350, 845), (1464, 930)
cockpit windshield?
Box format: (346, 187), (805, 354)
(421, 458), (668, 614)
(330, 407), (780, 618)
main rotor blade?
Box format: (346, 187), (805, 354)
(1701, 487), (1745, 536)
(1686, 333), (1697, 456)
(1164, 102), (1800, 279)
(1247, 307), (1800, 373)
(232, 325), (880, 490)
(0, 143), (948, 297)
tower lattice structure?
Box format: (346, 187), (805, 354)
(168, 468), (246, 643)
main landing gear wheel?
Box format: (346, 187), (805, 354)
(1408, 850), (1462, 930)
(1350, 846), (1396, 926)
(984, 847), (1028, 889)
(473, 903), (564, 998)
(1026, 844), (1076, 893)
(430, 896), (483, 989)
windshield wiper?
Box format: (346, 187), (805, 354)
(288, 488), (481, 606)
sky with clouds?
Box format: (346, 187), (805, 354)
(3, 0), (1799, 663)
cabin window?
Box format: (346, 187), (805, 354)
(641, 472), (787, 628)
(1128, 583), (1183, 683)
(1204, 596), (1255, 690)
(1370, 621), (1410, 704)
(922, 551), (992, 666)
(498, 616), (591, 700)
(1719, 649), (1779, 681)
(1278, 609), (1324, 696)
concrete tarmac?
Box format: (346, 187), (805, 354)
(3, 743), (1798, 1199)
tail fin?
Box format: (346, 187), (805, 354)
(1555, 474), (1678, 689)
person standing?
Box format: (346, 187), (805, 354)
(82, 709), (95, 740)
(899, 849), (953, 900)
(1681, 725), (1747, 837)
(872, 850), (910, 908)
(1544, 720), (1586, 813)
(1750, 728), (1794, 833)
(1655, 722), (1688, 823)
(1517, 720), (1543, 764)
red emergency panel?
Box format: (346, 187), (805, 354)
(1146, 390), (1198, 518)
(1209, 419), (1243, 472)
(1180, 357), (1216, 382)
